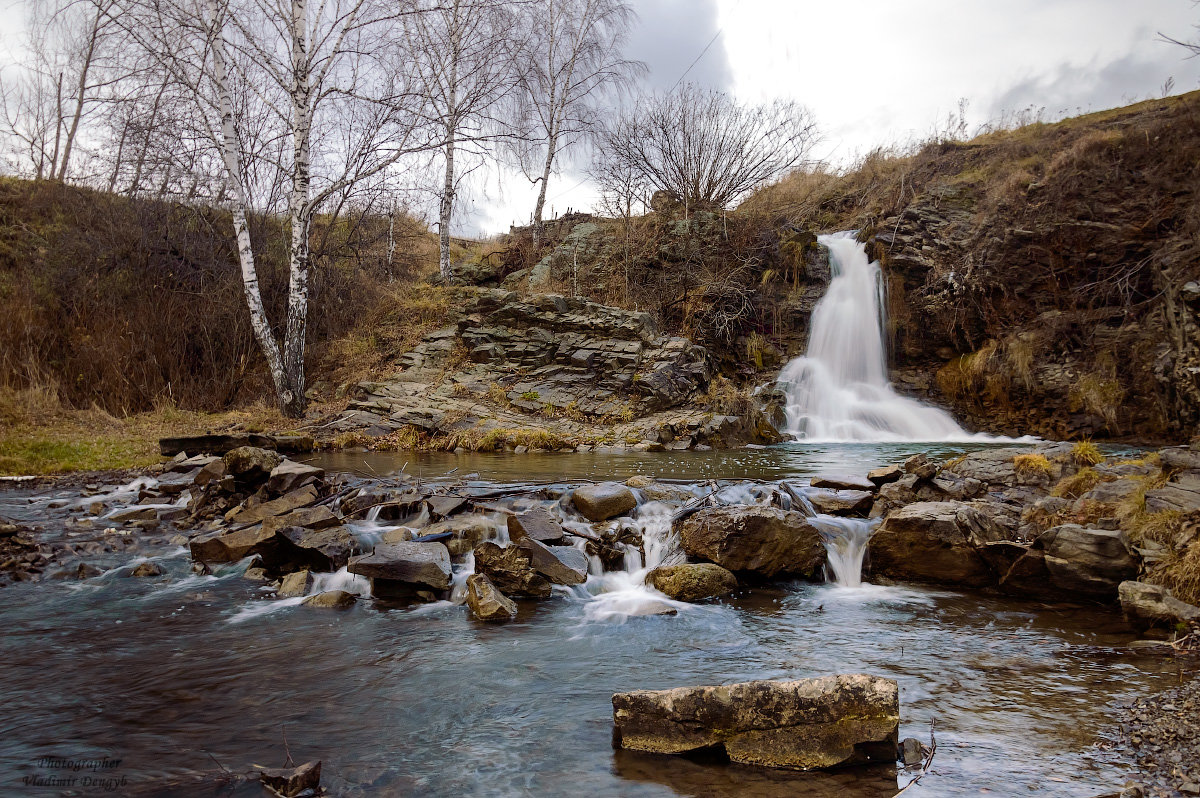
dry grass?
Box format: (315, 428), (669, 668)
(1071, 440), (1104, 467)
(0, 397), (304, 475)
(1051, 466), (1108, 499)
(1013, 453), (1053, 478)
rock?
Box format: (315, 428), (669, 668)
(811, 474), (875, 491)
(1144, 474), (1200, 514)
(868, 465), (903, 487)
(228, 485), (319, 524)
(244, 566), (269, 582)
(868, 502), (992, 587)
(647, 563), (737, 602)
(274, 526), (357, 572)
(473, 541), (551, 598)
(1001, 525), (1138, 601)
(348, 541), (452, 590)
(189, 525), (278, 564)
(277, 569), (314, 597)
(266, 460), (324, 495)
(415, 515), (496, 557)
(808, 489), (874, 517)
(676, 506), (825, 579)
(301, 590), (356, 608)
(222, 446), (283, 481)
(427, 495), (467, 519)
(612, 674), (899, 770)
(518, 537), (589, 585)
(128, 562), (164, 578)
(1119, 581), (1200, 631)
(261, 505), (341, 534)
(899, 737), (923, 767)
(507, 507), (565, 544)
(108, 506), (158, 523)
(466, 573), (518, 622)
(193, 458), (228, 486)
(572, 483), (638, 521)
(903, 454), (938, 480)
(257, 760), (321, 797)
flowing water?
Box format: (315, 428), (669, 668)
(776, 233), (988, 442)
(0, 442), (1181, 797)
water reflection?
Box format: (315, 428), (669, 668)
(304, 441), (1038, 483)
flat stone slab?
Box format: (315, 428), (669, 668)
(518, 538), (588, 585)
(507, 507), (565, 543)
(349, 541), (451, 590)
(613, 674), (899, 770)
(810, 474), (875, 492)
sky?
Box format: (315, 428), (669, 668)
(466, 0), (1200, 235)
(2, 0), (1198, 236)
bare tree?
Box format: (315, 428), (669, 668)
(514, 0), (640, 248)
(106, 0), (429, 416)
(597, 83), (817, 210)
(405, 0), (520, 282)
(0, 0), (121, 180)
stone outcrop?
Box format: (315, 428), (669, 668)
(676, 506), (825, 579)
(612, 675), (899, 770)
(647, 563), (737, 602)
(329, 288), (782, 451)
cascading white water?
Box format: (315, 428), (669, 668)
(777, 232), (972, 442)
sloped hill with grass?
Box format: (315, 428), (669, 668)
(745, 91), (1200, 441)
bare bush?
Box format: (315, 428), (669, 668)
(595, 84), (817, 210)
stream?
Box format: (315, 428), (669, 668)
(0, 441), (1183, 797)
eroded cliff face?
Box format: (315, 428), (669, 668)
(785, 93), (1200, 442)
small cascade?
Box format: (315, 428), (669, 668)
(809, 516), (877, 588)
(777, 232), (972, 442)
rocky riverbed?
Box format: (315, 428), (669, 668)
(2, 438), (1199, 795)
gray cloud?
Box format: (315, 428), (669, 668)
(623, 0), (732, 92)
(986, 40), (1200, 124)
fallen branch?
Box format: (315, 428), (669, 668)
(893, 718), (938, 797)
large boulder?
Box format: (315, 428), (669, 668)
(1119, 581), (1200, 631)
(189, 524), (278, 564)
(676, 506), (825, 579)
(572, 483), (638, 521)
(272, 525), (357, 572)
(518, 538), (588, 585)
(466, 573), (518, 622)
(266, 460), (324, 495)
(507, 508), (566, 544)
(1000, 525), (1138, 601)
(868, 501), (992, 587)
(348, 541), (452, 590)
(473, 541), (552, 598)
(647, 563), (737, 602)
(222, 446), (283, 481)
(612, 674), (899, 770)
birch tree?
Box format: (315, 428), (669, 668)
(405, 0), (520, 282)
(514, 0), (639, 248)
(108, 0), (428, 417)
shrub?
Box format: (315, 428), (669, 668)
(1013, 453), (1053, 478)
(1071, 440), (1104, 467)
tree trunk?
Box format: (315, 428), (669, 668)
(281, 0), (312, 418)
(210, 2), (289, 408)
(531, 129), (557, 250)
(57, 6), (102, 181)
(438, 131), (456, 282)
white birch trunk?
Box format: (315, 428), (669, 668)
(282, 0), (312, 417)
(209, 0), (289, 405)
(438, 130), (456, 282)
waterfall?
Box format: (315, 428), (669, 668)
(810, 515), (876, 588)
(776, 232), (972, 442)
